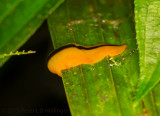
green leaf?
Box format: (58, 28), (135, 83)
(134, 0), (160, 103)
(0, 0), (64, 67)
(48, 0), (148, 115)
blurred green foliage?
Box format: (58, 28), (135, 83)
(0, 0), (64, 67)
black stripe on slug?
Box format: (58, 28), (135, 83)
(47, 43), (122, 62)
(76, 44), (118, 50)
(47, 44), (77, 62)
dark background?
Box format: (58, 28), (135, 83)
(0, 21), (70, 116)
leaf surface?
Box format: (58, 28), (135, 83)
(0, 0), (64, 67)
(134, 0), (160, 103)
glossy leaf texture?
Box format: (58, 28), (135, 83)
(47, 0), (151, 115)
(0, 0), (64, 67)
(134, 0), (160, 103)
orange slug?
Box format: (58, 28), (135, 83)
(47, 43), (127, 77)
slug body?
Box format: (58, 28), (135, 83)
(48, 44), (127, 77)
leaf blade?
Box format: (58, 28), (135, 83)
(48, 0), (145, 115)
(134, 0), (160, 103)
(0, 0), (64, 67)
